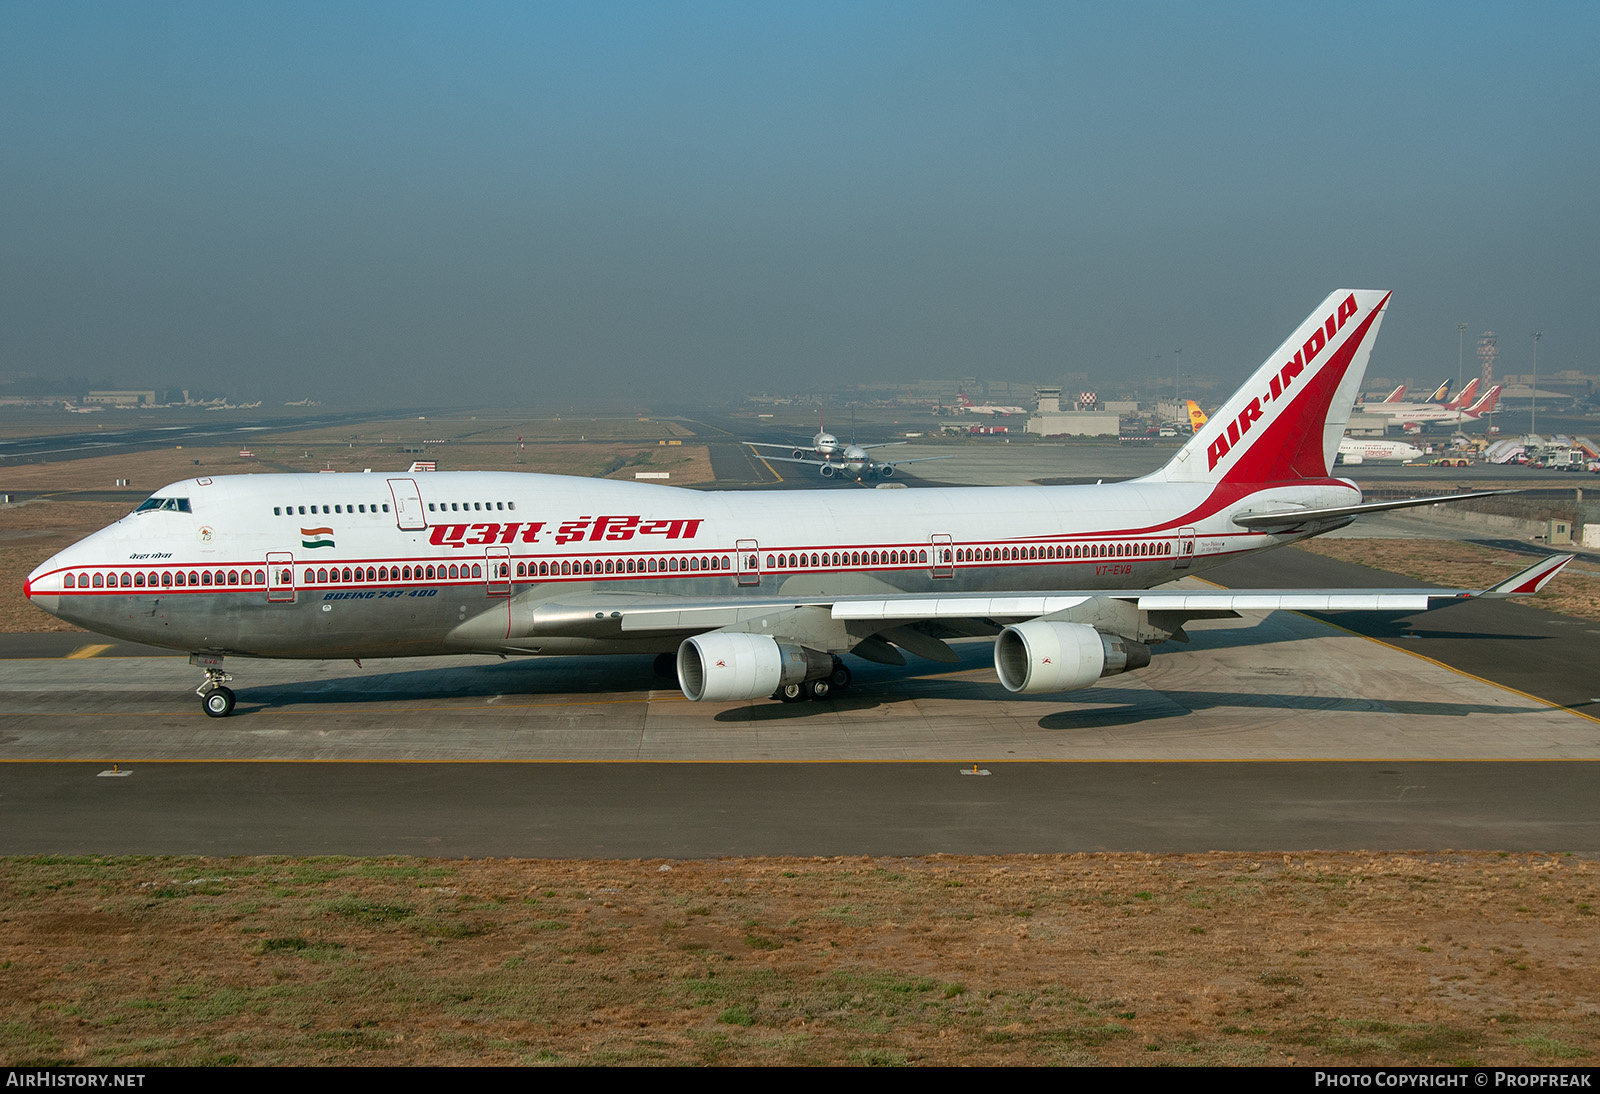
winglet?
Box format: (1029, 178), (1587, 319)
(1478, 554), (1576, 598)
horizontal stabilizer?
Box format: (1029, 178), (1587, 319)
(1232, 489), (1518, 530)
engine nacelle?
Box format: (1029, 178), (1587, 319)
(878, 463), (895, 478)
(993, 621), (1151, 694)
(677, 633), (833, 701)
(819, 463), (836, 478)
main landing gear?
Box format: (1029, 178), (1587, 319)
(775, 658), (852, 703)
(193, 654), (235, 718)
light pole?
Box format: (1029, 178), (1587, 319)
(1173, 348), (1182, 423)
(1456, 322), (1467, 432)
(1531, 331), (1541, 437)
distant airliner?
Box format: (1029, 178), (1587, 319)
(26, 290), (1569, 717)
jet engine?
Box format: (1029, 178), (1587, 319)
(677, 633), (834, 701)
(1337, 453), (1362, 465)
(993, 621), (1151, 694)
(819, 463), (836, 478)
(878, 463), (895, 477)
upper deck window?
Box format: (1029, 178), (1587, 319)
(134, 497), (191, 514)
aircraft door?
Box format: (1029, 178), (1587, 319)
(736, 539), (760, 586)
(1174, 528), (1196, 570)
(267, 552), (295, 602)
(486, 546), (510, 597)
(387, 478), (427, 531)
(930, 533), (955, 579)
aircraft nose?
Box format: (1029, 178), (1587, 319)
(25, 551), (63, 615)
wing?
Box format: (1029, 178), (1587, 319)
(468, 554), (1574, 700)
(749, 452), (835, 468)
(745, 441), (819, 455)
(1232, 489), (1519, 531)
(597, 552), (1572, 629)
(876, 454), (955, 467)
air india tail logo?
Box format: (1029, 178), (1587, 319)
(301, 526), (335, 550)
(1206, 293), (1361, 471)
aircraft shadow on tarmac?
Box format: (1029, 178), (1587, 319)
(1035, 691), (1544, 730)
(222, 652), (1003, 717)
(1179, 614), (1562, 650)
(228, 655), (675, 713)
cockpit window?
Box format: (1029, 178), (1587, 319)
(134, 497), (192, 514)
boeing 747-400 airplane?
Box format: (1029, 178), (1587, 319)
(25, 290), (1571, 716)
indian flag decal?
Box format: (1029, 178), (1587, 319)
(301, 526), (335, 549)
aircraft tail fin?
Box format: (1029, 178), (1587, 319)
(1426, 379), (1452, 403)
(1464, 384), (1502, 417)
(1382, 384), (1406, 403)
(1151, 290), (1391, 486)
(1186, 400), (1209, 431)
(1445, 377), (1480, 410)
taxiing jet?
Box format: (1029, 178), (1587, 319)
(747, 440), (953, 482)
(745, 414), (847, 463)
(25, 290), (1571, 717)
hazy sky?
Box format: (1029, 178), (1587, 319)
(2, 1), (1595, 407)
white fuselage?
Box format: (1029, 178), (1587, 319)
(1337, 438), (1423, 462)
(25, 470), (1358, 661)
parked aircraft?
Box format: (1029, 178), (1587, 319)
(1186, 400), (1210, 432)
(956, 394), (1027, 416)
(26, 290), (1570, 717)
(1366, 378), (1478, 416)
(1372, 383), (1501, 426)
(1335, 438), (1424, 464)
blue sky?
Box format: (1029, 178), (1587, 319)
(2, 1), (1595, 405)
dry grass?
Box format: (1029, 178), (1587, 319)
(1, 852), (1595, 1067)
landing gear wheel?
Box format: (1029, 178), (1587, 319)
(203, 686), (236, 718)
(828, 660), (852, 690)
(807, 678), (832, 701)
(776, 682), (807, 703)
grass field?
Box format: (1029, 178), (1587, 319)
(2, 852), (1595, 1066)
